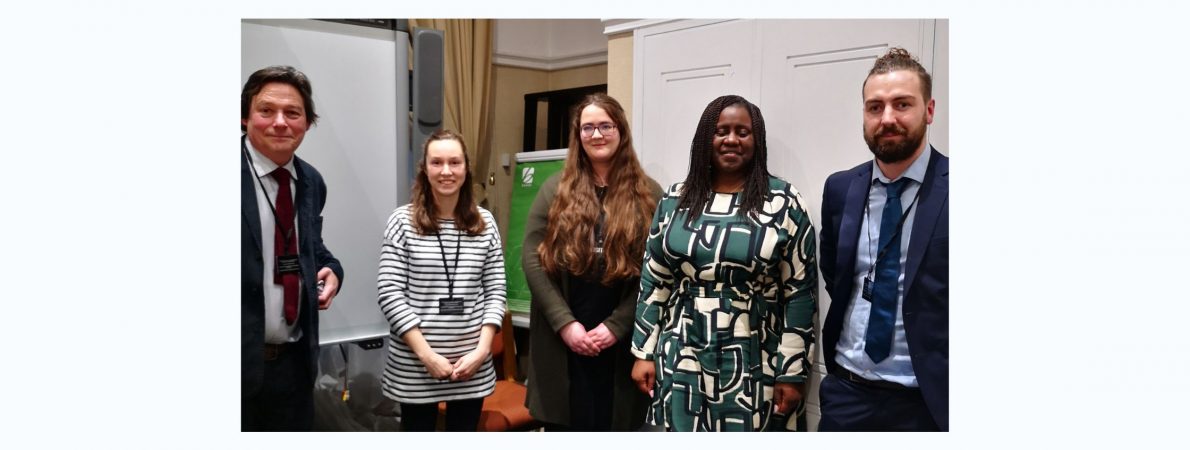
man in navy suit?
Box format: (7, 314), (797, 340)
(241, 66), (343, 431)
(818, 48), (948, 431)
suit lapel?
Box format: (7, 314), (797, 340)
(836, 164), (872, 292)
(242, 140), (263, 254)
(904, 148), (948, 297)
(293, 157), (314, 251)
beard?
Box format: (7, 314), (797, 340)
(865, 121), (926, 164)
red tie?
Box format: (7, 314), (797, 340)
(271, 168), (299, 325)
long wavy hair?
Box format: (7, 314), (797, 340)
(409, 130), (485, 235)
(538, 94), (657, 285)
(678, 95), (771, 221)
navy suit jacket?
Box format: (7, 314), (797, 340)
(241, 137), (343, 398)
(819, 147), (948, 430)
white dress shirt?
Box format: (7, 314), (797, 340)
(246, 141), (302, 344)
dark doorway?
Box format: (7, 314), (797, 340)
(522, 84), (608, 152)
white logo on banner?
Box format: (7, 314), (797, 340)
(521, 167), (535, 186)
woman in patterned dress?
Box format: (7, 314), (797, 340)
(629, 95), (819, 431)
(377, 130), (507, 431)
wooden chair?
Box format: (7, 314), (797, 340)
(439, 311), (539, 431)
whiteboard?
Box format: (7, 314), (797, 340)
(242, 19), (409, 345)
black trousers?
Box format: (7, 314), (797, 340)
(817, 372), (939, 431)
(241, 344), (313, 431)
(564, 347), (615, 431)
(399, 398), (484, 431)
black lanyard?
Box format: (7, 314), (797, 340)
(865, 180), (921, 279)
(434, 226), (461, 299)
(593, 185), (607, 257)
(243, 137), (296, 255)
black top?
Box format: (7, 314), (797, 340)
(567, 185), (620, 328)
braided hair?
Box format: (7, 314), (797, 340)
(677, 95), (771, 221)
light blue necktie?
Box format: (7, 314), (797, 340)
(865, 178), (909, 363)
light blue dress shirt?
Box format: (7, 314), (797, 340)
(835, 143), (930, 387)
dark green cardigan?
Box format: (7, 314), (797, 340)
(521, 172), (662, 429)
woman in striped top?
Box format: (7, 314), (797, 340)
(378, 130), (507, 431)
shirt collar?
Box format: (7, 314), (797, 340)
(871, 140), (930, 185)
(245, 137), (298, 181)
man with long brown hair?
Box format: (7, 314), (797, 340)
(522, 94), (661, 430)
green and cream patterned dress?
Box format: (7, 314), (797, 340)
(630, 176), (818, 431)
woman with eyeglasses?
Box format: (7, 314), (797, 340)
(523, 94), (661, 431)
(377, 130), (507, 431)
(628, 95), (819, 431)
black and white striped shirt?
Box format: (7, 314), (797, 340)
(377, 205), (507, 404)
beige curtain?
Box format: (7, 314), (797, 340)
(409, 19), (495, 205)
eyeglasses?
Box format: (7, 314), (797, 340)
(579, 123), (617, 138)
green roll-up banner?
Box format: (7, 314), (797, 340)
(504, 149), (568, 314)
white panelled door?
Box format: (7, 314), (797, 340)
(631, 18), (942, 430)
(758, 19), (935, 429)
(633, 20), (762, 187)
